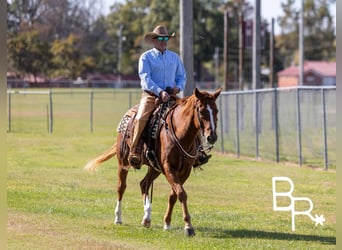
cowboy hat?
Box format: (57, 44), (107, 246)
(144, 25), (175, 43)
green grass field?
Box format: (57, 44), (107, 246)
(7, 88), (336, 249)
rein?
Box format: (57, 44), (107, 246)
(168, 103), (201, 159)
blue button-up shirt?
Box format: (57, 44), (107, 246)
(138, 48), (187, 96)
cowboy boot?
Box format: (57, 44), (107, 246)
(129, 119), (147, 169)
(129, 139), (144, 169)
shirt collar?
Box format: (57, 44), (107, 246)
(152, 47), (167, 55)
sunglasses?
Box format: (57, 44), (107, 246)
(154, 36), (169, 41)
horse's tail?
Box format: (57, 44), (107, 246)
(84, 143), (117, 171)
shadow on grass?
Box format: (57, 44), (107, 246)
(197, 228), (336, 245)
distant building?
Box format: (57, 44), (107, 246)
(277, 61), (336, 87)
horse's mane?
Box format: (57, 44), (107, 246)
(175, 90), (215, 117)
(175, 94), (197, 117)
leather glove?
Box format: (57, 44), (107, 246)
(160, 91), (170, 103)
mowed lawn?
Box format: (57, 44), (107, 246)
(7, 129), (336, 249)
(6, 89), (336, 249)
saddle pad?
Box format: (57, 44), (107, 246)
(116, 105), (138, 135)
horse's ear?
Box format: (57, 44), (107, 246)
(194, 87), (201, 98)
(213, 87), (222, 100)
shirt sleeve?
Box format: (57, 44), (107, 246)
(174, 55), (187, 91)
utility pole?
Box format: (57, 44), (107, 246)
(223, 9), (230, 91)
(238, 10), (244, 90)
(299, 0), (304, 86)
(117, 24), (123, 87)
(252, 0), (261, 90)
(214, 47), (219, 86)
(269, 18), (275, 88)
(180, 0), (194, 96)
(253, 0), (261, 158)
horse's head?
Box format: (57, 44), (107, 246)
(194, 87), (222, 145)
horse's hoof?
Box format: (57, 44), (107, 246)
(163, 224), (171, 231)
(141, 219), (151, 228)
(114, 220), (122, 225)
(184, 227), (195, 237)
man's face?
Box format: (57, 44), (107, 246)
(152, 36), (169, 52)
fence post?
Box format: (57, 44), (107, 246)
(49, 91), (53, 133)
(219, 95), (224, 153)
(274, 88), (280, 163)
(296, 88), (302, 166)
(255, 91), (259, 159)
(321, 88), (328, 170)
(129, 91), (132, 109)
(8, 92), (11, 133)
(90, 91), (94, 132)
(235, 94), (240, 157)
(46, 104), (49, 132)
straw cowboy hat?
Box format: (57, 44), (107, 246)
(144, 25), (175, 43)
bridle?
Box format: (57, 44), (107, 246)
(167, 99), (214, 159)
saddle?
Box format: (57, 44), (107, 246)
(116, 98), (176, 171)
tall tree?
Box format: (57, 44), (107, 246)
(104, 1), (151, 75)
(7, 0), (43, 34)
(7, 0), (100, 78)
(7, 31), (52, 83)
(193, 0), (225, 81)
(50, 34), (95, 79)
(277, 0), (335, 66)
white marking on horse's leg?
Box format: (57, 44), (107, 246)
(114, 200), (122, 224)
(207, 104), (215, 131)
(163, 223), (171, 231)
(141, 196), (152, 227)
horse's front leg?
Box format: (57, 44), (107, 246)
(165, 172), (195, 236)
(163, 189), (177, 231)
(177, 184), (195, 236)
(140, 168), (160, 227)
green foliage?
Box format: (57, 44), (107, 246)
(277, 0), (335, 66)
(7, 31), (52, 80)
(50, 34), (95, 79)
(7, 0), (336, 83)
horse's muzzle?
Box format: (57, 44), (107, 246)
(206, 133), (217, 145)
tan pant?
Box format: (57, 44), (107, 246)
(130, 92), (156, 152)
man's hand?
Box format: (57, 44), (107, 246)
(160, 91), (170, 103)
(173, 87), (180, 94)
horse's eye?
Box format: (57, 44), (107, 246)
(199, 109), (207, 116)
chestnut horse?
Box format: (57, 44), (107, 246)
(84, 87), (222, 236)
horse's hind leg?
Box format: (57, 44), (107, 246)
(139, 168), (160, 227)
(114, 163), (129, 224)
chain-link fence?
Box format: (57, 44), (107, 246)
(218, 86), (336, 170)
(7, 89), (142, 135)
(7, 86), (336, 169)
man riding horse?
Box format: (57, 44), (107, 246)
(128, 25), (211, 169)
